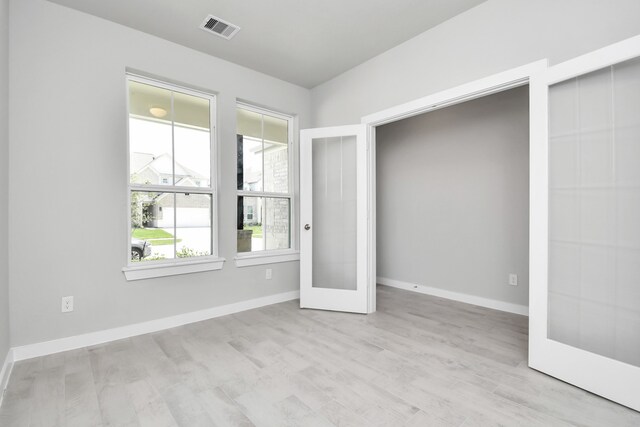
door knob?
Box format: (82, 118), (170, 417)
(304, 224), (311, 230)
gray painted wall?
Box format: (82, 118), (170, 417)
(311, 0), (640, 126)
(6, 0), (640, 349)
(376, 87), (529, 306)
(8, 0), (310, 347)
(0, 0), (10, 363)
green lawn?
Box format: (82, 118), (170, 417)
(132, 228), (182, 246)
(245, 225), (262, 237)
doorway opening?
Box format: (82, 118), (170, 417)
(374, 85), (530, 316)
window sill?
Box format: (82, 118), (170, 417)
(234, 251), (300, 268)
(122, 257), (226, 281)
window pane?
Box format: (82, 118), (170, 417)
(237, 108), (289, 194)
(237, 108), (263, 191)
(238, 135), (263, 192)
(238, 196), (263, 252)
(263, 115), (289, 193)
(265, 198), (290, 250)
(129, 81), (173, 186)
(174, 92), (211, 188)
(237, 196), (291, 252)
(130, 191), (176, 261)
(175, 193), (212, 258)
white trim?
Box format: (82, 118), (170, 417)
(366, 124), (377, 314)
(0, 349), (14, 408)
(122, 257), (225, 281)
(11, 290), (300, 362)
(235, 251), (300, 267)
(362, 60), (547, 127)
(377, 277), (529, 316)
(528, 57), (550, 369)
(546, 34), (640, 85)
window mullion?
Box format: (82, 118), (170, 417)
(170, 91), (177, 259)
(261, 114), (266, 251)
(171, 91), (176, 186)
(237, 190), (291, 199)
(173, 193), (177, 258)
(130, 184), (213, 194)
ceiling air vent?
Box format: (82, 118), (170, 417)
(200, 15), (240, 40)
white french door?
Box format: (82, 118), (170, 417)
(530, 35), (640, 411)
(299, 125), (370, 313)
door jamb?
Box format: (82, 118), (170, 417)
(359, 59), (548, 314)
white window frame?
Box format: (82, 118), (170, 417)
(235, 102), (299, 267)
(123, 73), (224, 280)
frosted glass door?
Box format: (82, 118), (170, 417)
(300, 125), (369, 313)
(548, 58), (640, 368)
(312, 136), (357, 290)
(529, 35), (640, 412)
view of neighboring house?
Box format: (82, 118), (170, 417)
(237, 134), (291, 251)
(131, 152), (211, 229)
(132, 152), (209, 188)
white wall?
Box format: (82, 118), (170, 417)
(0, 0), (10, 363)
(8, 0), (310, 347)
(376, 86), (529, 306)
(311, 0), (640, 126)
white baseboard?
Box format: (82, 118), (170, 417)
(377, 277), (528, 316)
(11, 290), (300, 362)
(0, 349), (14, 408)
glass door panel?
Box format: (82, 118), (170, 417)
(548, 57), (640, 368)
(311, 136), (358, 290)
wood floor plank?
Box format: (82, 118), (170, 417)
(403, 410), (461, 427)
(88, 344), (141, 427)
(0, 360), (39, 427)
(160, 383), (215, 427)
(127, 379), (178, 427)
(197, 387), (254, 427)
(29, 365), (66, 427)
(1, 285), (639, 426)
(64, 365), (102, 427)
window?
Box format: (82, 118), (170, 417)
(236, 104), (293, 255)
(126, 75), (218, 273)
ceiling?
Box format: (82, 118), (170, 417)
(47, 0), (486, 88)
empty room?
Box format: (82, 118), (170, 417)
(1, 0), (640, 426)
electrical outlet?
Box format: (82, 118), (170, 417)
(266, 268), (272, 280)
(508, 274), (518, 286)
(61, 296), (74, 313)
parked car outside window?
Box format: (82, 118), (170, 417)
(131, 238), (152, 260)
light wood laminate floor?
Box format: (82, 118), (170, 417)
(1, 285), (639, 426)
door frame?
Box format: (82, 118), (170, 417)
(357, 34), (640, 410)
(360, 59), (548, 314)
(529, 34), (640, 411)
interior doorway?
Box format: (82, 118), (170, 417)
(374, 85), (530, 315)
